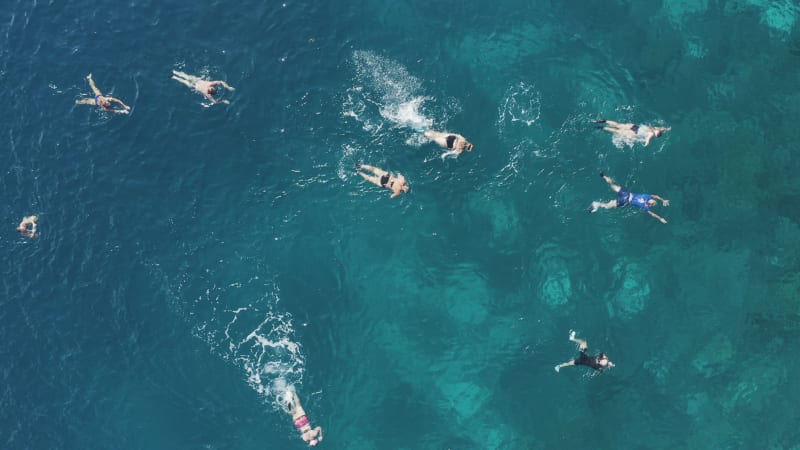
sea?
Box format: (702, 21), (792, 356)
(3, 0), (800, 448)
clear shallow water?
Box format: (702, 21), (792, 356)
(4, 0), (800, 448)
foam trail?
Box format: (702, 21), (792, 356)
(343, 50), (433, 134)
(152, 261), (306, 410)
(222, 299), (305, 408)
(497, 81), (542, 135)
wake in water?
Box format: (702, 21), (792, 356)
(221, 298), (305, 406)
(497, 81), (542, 133)
(155, 262), (306, 410)
(344, 50), (433, 133)
(338, 50), (463, 179)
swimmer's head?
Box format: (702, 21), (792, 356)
(647, 198), (657, 207)
(598, 353), (609, 365)
(207, 86), (217, 95)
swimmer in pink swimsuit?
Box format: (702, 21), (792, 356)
(286, 390), (323, 446)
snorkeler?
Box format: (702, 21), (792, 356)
(75, 74), (131, 114)
(590, 172), (670, 224)
(17, 215), (38, 238)
(595, 119), (670, 147)
(171, 70), (234, 104)
(555, 330), (615, 373)
(285, 389), (323, 447)
(424, 130), (474, 159)
(356, 163), (410, 198)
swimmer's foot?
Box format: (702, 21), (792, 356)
(86, 73), (92, 80)
(354, 163), (362, 172)
(554, 365), (560, 373)
(595, 118), (606, 123)
(590, 202), (600, 213)
(569, 330), (576, 339)
(599, 171), (604, 178)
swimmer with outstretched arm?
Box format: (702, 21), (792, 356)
(555, 330), (615, 373)
(171, 70), (234, 104)
(75, 74), (131, 114)
(285, 389), (323, 446)
(17, 215), (38, 238)
(424, 130), (474, 159)
(356, 163), (410, 198)
(590, 172), (670, 224)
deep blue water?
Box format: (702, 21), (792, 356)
(4, 0), (800, 448)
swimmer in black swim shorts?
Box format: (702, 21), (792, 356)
(595, 118), (670, 147)
(356, 163), (410, 198)
(554, 330), (615, 373)
(424, 130), (474, 159)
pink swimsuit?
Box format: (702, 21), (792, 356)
(294, 415), (309, 429)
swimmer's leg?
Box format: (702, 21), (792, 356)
(284, 388), (296, 410)
(171, 75), (196, 90)
(554, 360), (575, 372)
(75, 98), (96, 106)
(86, 74), (103, 96)
(569, 331), (588, 351)
(357, 171), (382, 188)
(603, 120), (629, 129)
(172, 70), (195, 81)
(358, 164), (387, 177)
(601, 174), (622, 192)
(590, 200), (617, 212)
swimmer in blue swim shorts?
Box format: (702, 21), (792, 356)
(590, 172), (670, 224)
(75, 74), (131, 114)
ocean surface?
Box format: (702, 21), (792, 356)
(3, 0), (800, 448)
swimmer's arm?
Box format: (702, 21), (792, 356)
(110, 97), (131, 111)
(648, 211), (667, 224)
(643, 134), (653, 146)
(651, 195), (669, 206)
(390, 191), (402, 199)
(204, 93), (229, 105)
(212, 80), (235, 91)
(440, 150), (458, 160)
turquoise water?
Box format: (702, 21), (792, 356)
(4, 0), (800, 448)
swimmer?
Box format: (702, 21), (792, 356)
(17, 215), (38, 238)
(424, 130), (474, 159)
(285, 389), (323, 447)
(555, 330), (615, 373)
(590, 172), (670, 224)
(75, 74), (131, 114)
(171, 70), (234, 104)
(595, 119), (670, 147)
(356, 163), (410, 198)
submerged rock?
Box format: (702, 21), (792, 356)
(606, 260), (650, 319)
(533, 242), (574, 309)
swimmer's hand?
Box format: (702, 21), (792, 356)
(659, 217), (667, 224)
(662, 199), (670, 207)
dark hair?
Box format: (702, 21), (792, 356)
(208, 86), (217, 95)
